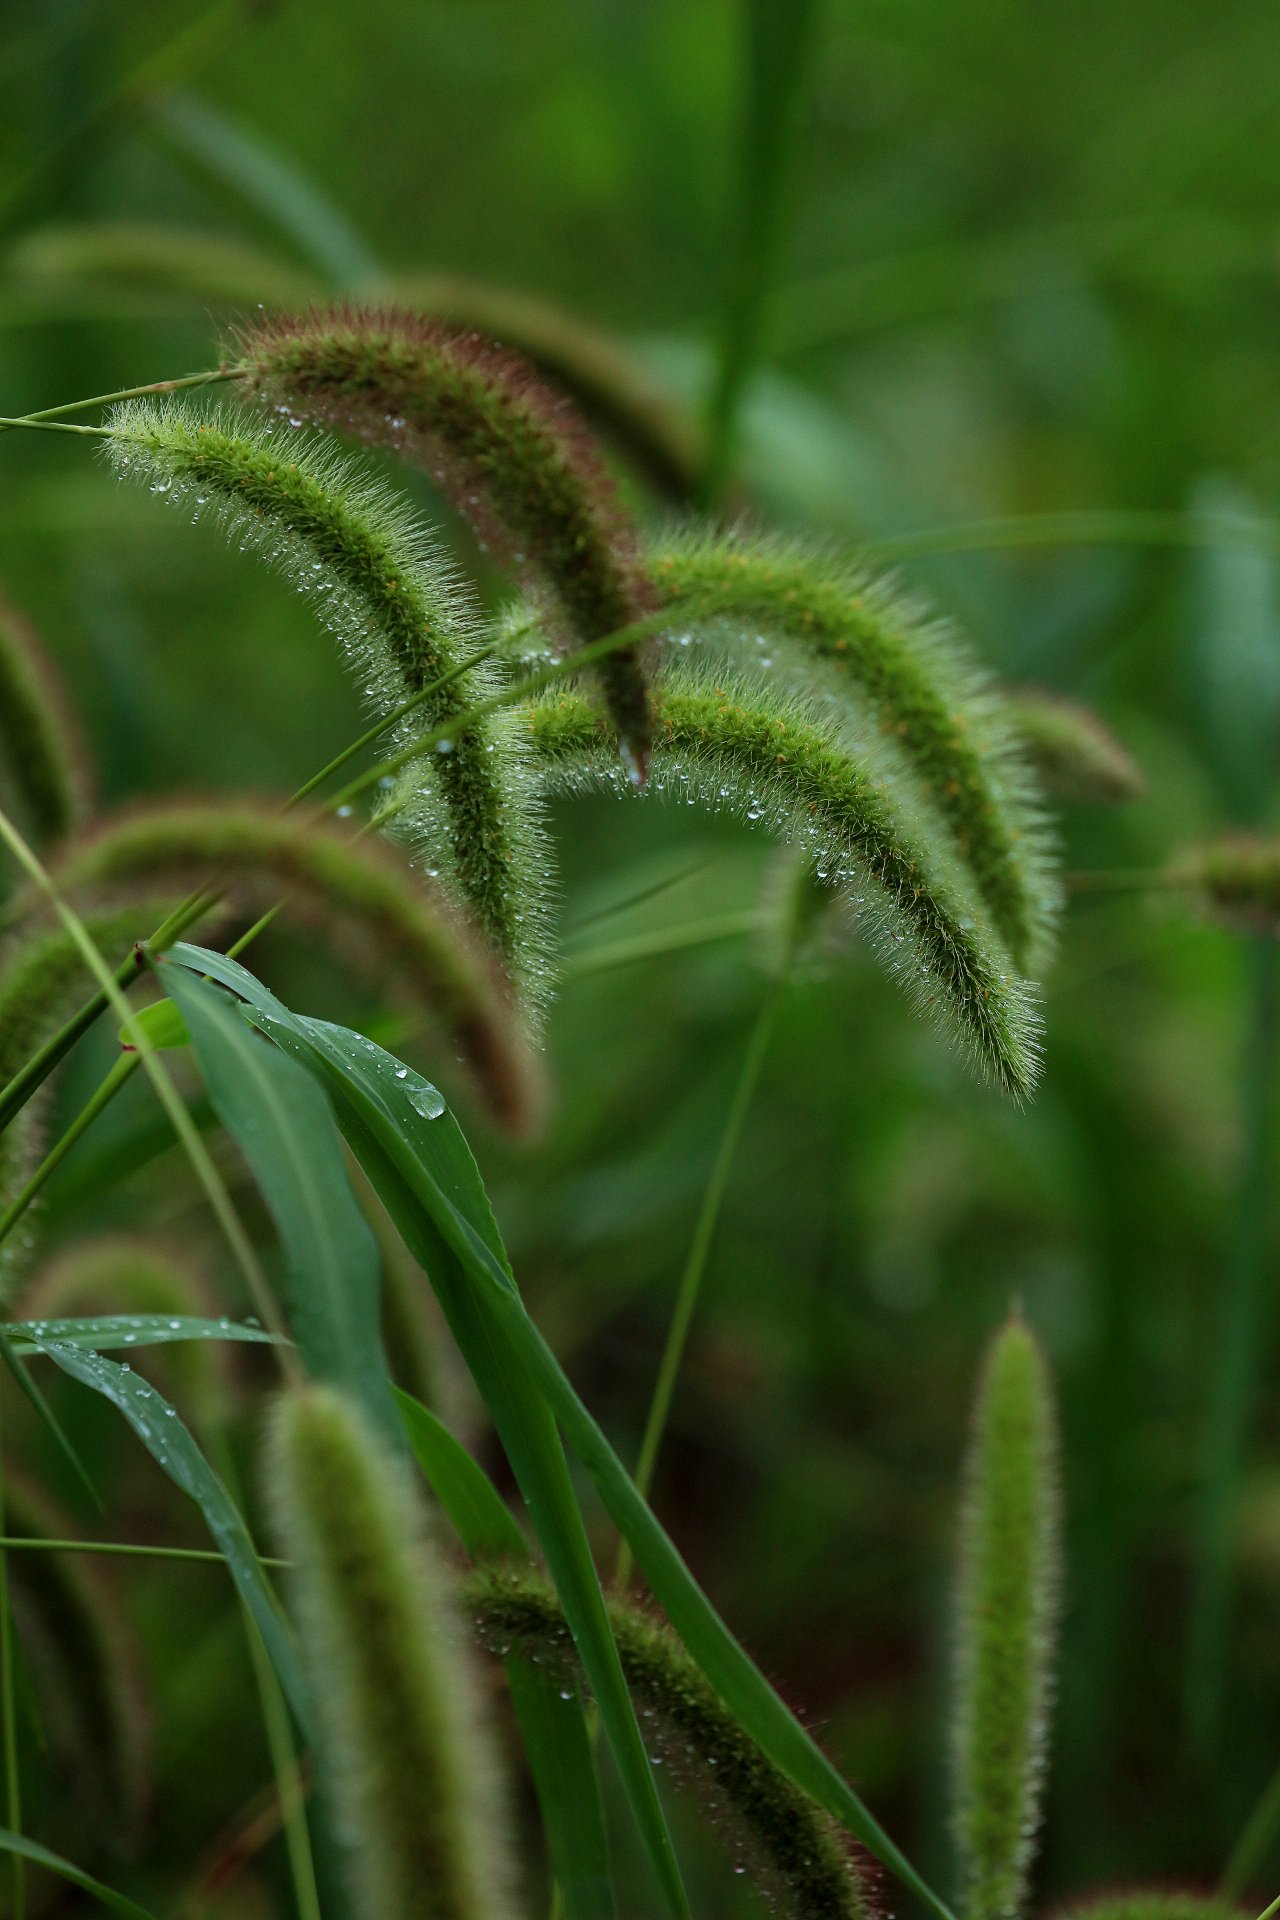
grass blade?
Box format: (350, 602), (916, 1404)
(161, 963), (399, 1451)
(394, 1387), (528, 1564)
(4, 1313), (278, 1353)
(166, 945), (688, 1919)
(0, 1829), (158, 1919)
(28, 1339), (308, 1734)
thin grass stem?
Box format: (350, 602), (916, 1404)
(0, 1535), (287, 1567)
(0, 1386), (22, 1920)
(0, 368), (238, 435)
(614, 970), (786, 1590)
(560, 911), (765, 981)
(1223, 1755), (1280, 1899)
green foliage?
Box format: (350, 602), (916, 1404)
(528, 665), (1041, 1096)
(267, 1383), (516, 1920)
(238, 307), (658, 773)
(102, 401), (550, 996)
(469, 1564), (872, 1920)
(0, 591), (89, 847)
(951, 1316), (1060, 1920)
(650, 527), (1059, 969)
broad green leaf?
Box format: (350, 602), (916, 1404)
(166, 944), (689, 1920)
(5, 1313), (278, 1353)
(394, 1386), (529, 1564)
(117, 998), (188, 1051)
(161, 964), (399, 1452)
(29, 1339), (309, 1734)
(0, 1828), (159, 1919)
(168, 943), (950, 1920)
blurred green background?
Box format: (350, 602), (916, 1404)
(2, 0), (1280, 1912)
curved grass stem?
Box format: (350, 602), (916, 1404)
(0, 1388), (22, 1920)
(614, 970), (786, 1590)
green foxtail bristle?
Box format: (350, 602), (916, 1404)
(3, 1465), (150, 1841)
(1003, 689), (1145, 806)
(649, 526), (1060, 971)
(267, 1384), (517, 1920)
(0, 589), (92, 846)
(951, 1314), (1060, 1920)
(467, 1565), (872, 1920)
(48, 800), (542, 1132)
(235, 305), (658, 773)
(100, 400), (552, 1003)
(525, 659), (1042, 1099)
(1167, 832), (1280, 939)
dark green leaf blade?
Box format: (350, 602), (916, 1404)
(0, 1828), (160, 1920)
(30, 1339), (309, 1733)
(394, 1385), (528, 1564)
(160, 963), (398, 1450)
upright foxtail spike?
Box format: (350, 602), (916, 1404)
(0, 589), (92, 846)
(48, 800), (543, 1133)
(235, 305), (658, 772)
(100, 401), (552, 1005)
(1003, 689), (1145, 807)
(467, 1566), (873, 1920)
(267, 1385), (517, 1920)
(951, 1315), (1060, 1920)
(648, 527), (1061, 972)
(525, 661), (1042, 1099)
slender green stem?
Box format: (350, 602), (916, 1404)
(0, 368), (239, 435)
(0, 1386), (22, 1920)
(614, 973), (785, 1589)
(0, 1053), (138, 1254)
(0, 418), (113, 438)
(0, 804), (293, 1361)
(0, 1535), (288, 1568)
(560, 911), (764, 981)
(1254, 1890), (1280, 1920)
(288, 645), (495, 806)
(701, 0), (821, 505)
(1183, 938), (1280, 1763)
(241, 1610), (321, 1920)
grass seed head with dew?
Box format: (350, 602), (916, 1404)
(525, 654), (1043, 1099)
(100, 399), (553, 1007)
(649, 525), (1061, 973)
(235, 305), (659, 776)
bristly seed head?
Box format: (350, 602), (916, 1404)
(1167, 832), (1280, 939)
(235, 305), (658, 773)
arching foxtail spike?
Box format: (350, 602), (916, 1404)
(48, 800), (543, 1134)
(525, 661), (1042, 1100)
(235, 305), (658, 773)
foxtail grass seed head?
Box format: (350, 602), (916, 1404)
(0, 589), (92, 845)
(236, 306), (658, 773)
(1003, 690), (1146, 806)
(268, 1385), (517, 1920)
(1167, 833), (1280, 939)
(526, 658), (1042, 1099)
(468, 1566), (873, 1920)
(51, 801), (542, 1132)
(650, 526), (1060, 972)
(951, 1315), (1060, 1920)
(100, 400), (552, 1003)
